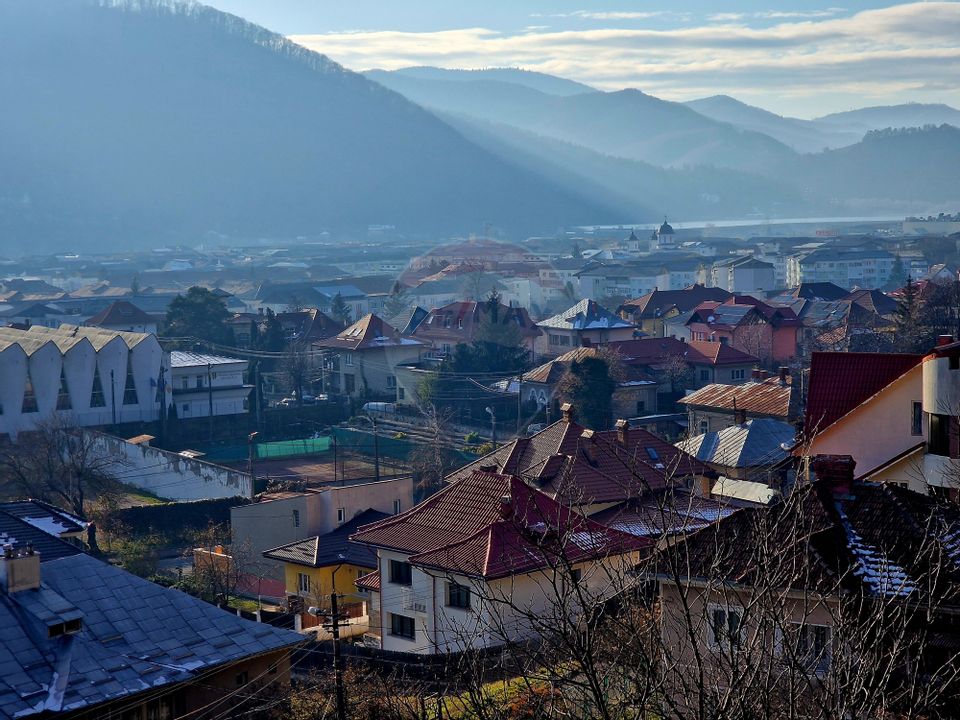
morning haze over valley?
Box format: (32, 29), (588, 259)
(2, 2), (960, 719)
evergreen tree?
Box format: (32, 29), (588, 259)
(558, 354), (619, 431)
(886, 254), (907, 290)
(383, 281), (409, 319)
(164, 286), (232, 346)
(257, 308), (286, 352)
(894, 276), (922, 352)
(330, 292), (352, 325)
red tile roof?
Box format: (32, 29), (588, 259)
(316, 314), (423, 351)
(445, 419), (713, 505)
(607, 338), (759, 368)
(804, 352), (922, 436)
(352, 470), (649, 580)
(85, 300), (153, 327)
(619, 285), (733, 319)
(678, 377), (793, 418)
(356, 570), (380, 592)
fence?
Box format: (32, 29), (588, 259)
(200, 436), (332, 463)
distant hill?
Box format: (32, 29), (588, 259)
(684, 95), (860, 152)
(790, 125), (960, 206)
(441, 113), (816, 220)
(0, 1), (628, 253)
(813, 103), (960, 134)
(367, 67), (596, 96)
(367, 70), (798, 174)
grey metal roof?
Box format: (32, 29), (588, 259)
(170, 350), (246, 367)
(677, 418), (796, 468)
(263, 508), (388, 569)
(537, 299), (635, 331)
(0, 538), (301, 718)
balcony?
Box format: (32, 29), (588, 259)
(922, 452), (958, 489)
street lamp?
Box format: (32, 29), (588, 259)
(485, 406), (497, 450)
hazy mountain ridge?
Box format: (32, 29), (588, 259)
(814, 103), (960, 134)
(0, 0), (629, 252)
(366, 70), (799, 174)
(683, 95), (861, 152)
(367, 67), (596, 96)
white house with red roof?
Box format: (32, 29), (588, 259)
(350, 469), (649, 654)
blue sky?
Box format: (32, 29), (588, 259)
(207, 1), (960, 117)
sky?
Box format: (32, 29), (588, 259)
(205, 1), (960, 118)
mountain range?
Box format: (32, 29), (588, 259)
(1, 0), (959, 254)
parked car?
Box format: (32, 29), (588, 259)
(362, 401), (396, 414)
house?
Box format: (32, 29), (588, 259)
(676, 417), (796, 482)
(445, 409), (715, 511)
(349, 469), (649, 654)
(653, 456), (960, 717)
(786, 245), (896, 288)
(411, 300), (540, 361)
(619, 285), (732, 338)
(0, 499), (88, 545)
(607, 337), (759, 392)
(0, 509), (301, 719)
(686, 297), (800, 364)
(0, 324), (167, 439)
(536, 299), (636, 358)
(709, 255), (776, 294)
(231, 476), (414, 584)
(275, 308), (344, 343)
(263, 508), (389, 630)
(801, 351), (925, 489)
(84, 300), (158, 334)
(679, 367), (795, 434)
(316, 314), (424, 401)
(170, 351), (251, 418)
(511, 346), (659, 422)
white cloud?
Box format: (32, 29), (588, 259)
(289, 2), (960, 116)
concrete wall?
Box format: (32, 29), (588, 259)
(85, 430), (253, 502)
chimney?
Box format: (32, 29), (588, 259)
(561, 402), (575, 423)
(498, 494), (513, 520)
(734, 408), (747, 425)
(812, 454), (856, 496)
(938, 334), (954, 347)
(0, 544), (40, 594)
(615, 418), (630, 445)
(751, 368), (762, 381)
(581, 337), (592, 348)
(778, 366), (789, 385)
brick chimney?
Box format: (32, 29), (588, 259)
(751, 368), (762, 381)
(938, 334), (954, 347)
(0, 544), (40, 594)
(498, 494), (513, 519)
(614, 418), (630, 445)
(812, 454), (856, 496)
(734, 408), (747, 425)
(561, 402), (575, 423)
(778, 366), (789, 385)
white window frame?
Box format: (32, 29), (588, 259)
(731, 369), (745, 380)
(337, 507), (346, 524)
(344, 352), (354, 366)
(393, 499), (402, 515)
(297, 572), (310, 594)
(775, 622), (832, 677)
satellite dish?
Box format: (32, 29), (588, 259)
(707, 315), (716, 323)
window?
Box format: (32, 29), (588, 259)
(297, 572), (310, 593)
(344, 375), (355, 394)
(731, 369), (745, 381)
(447, 582), (471, 609)
(398, 387), (405, 400)
(550, 334), (560, 346)
(928, 413), (951, 456)
(951, 355), (960, 370)
(344, 353), (354, 366)
(337, 507), (346, 524)
(181, 377), (189, 390)
(393, 499), (402, 515)
(292, 509), (300, 527)
(700, 369), (710, 382)
(181, 403), (190, 414)
(390, 613), (416, 640)
(387, 375), (396, 389)
(570, 568), (582, 585)
(699, 419), (709, 434)
(707, 604), (743, 650)
(912, 402), (923, 436)
(636, 400), (646, 415)
(235, 671), (249, 687)
(778, 623), (832, 676)
(56, 368), (72, 410)
(196, 374), (204, 389)
(123, 357), (138, 405)
(559, 335), (571, 346)
(389, 559), (412, 585)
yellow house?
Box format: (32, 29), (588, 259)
(263, 508), (388, 614)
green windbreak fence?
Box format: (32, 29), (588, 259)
(201, 436), (332, 463)
(331, 427), (475, 465)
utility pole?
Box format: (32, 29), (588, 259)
(370, 415), (380, 483)
(247, 431), (258, 500)
(486, 406), (497, 450)
(157, 365), (166, 441)
(328, 591), (347, 720)
(206, 362), (214, 441)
